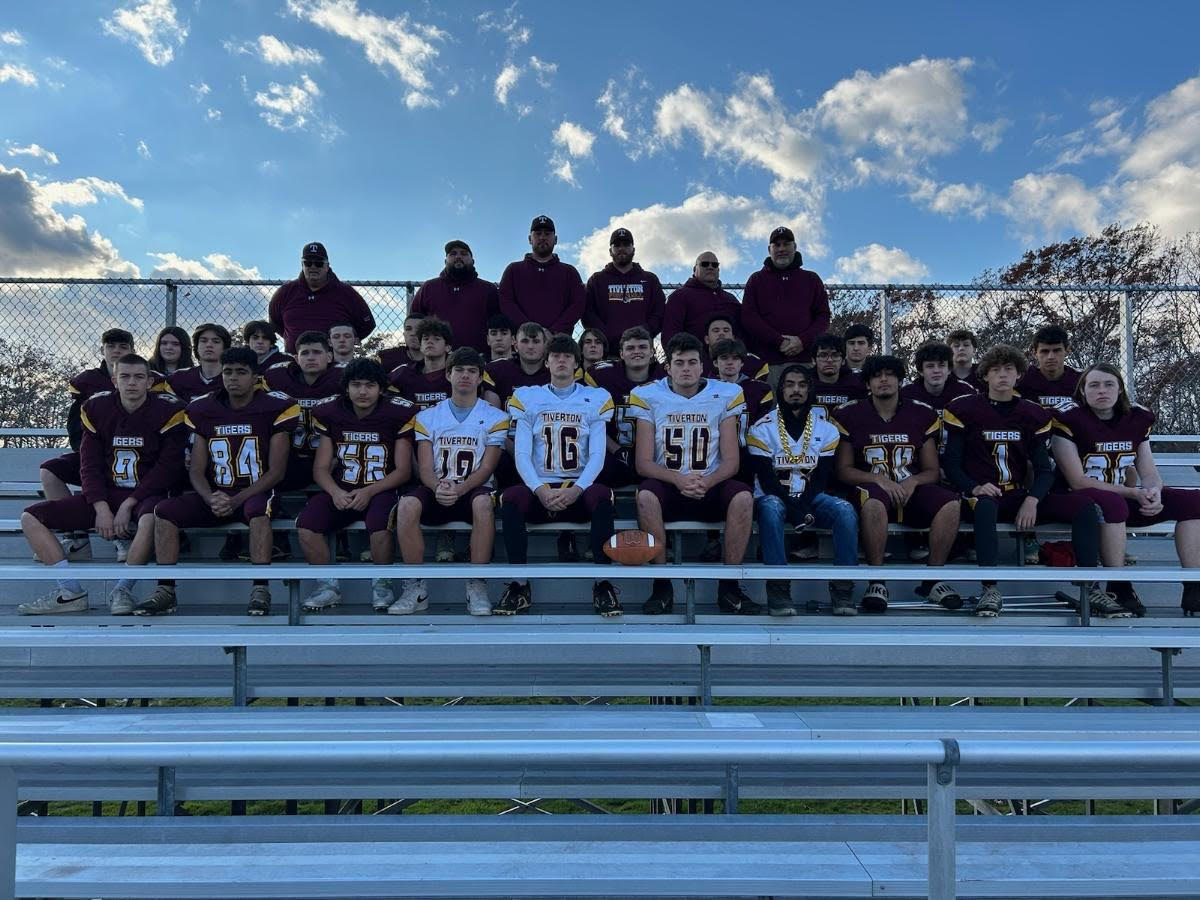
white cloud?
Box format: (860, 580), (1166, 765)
(971, 118), (1010, 152)
(597, 80), (630, 142)
(102, 0), (188, 67)
(190, 81), (210, 100)
(551, 159), (576, 188)
(35, 175), (144, 213)
(1120, 162), (1200, 240)
(286, 0), (446, 109)
(0, 30), (24, 45)
(528, 55), (556, 86)
(1120, 76), (1200, 178)
(476, 5), (530, 51)
(228, 34), (324, 66)
(6, 144), (59, 166)
(925, 182), (991, 220)
(832, 244), (929, 284)
(257, 160), (279, 175)
(552, 121), (595, 158)
(597, 69), (656, 159)
(0, 63), (37, 87)
(494, 63), (520, 106)
(205, 107), (222, 121)
(1004, 172), (1103, 239)
(136, 140), (151, 160)
(147, 251), (261, 280)
(493, 56), (556, 111)
(253, 74), (325, 132)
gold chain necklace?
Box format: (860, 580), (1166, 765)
(777, 407), (815, 467)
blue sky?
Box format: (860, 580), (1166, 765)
(1, 1), (1198, 286)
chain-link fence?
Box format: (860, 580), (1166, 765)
(1, 278), (1198, 440)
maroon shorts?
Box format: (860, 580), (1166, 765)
(1035, 490), (1106, 524)
(295, 490), (398, 535)
(26, 489), (161, 531)
(154, 490), (276, 527)
(1044, 486), (1200, 526)
(638, 478), (751, 523)
(855, 482), (957, 528)
(500, 483), (613, 523)
(963, 488), (1063, 524)
(403, 484), (494, 526)
(597, 455), (638, 489)
(40, 451), (81, 486)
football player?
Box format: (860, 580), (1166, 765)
(1017, 325), (1081, 411)
(393, 348), (508, 616)
(377, 312), (424, 373)
(388, 317), (454, 410)
(485, 314), (516, 362)
(328, 322), (358, 365)
(585, 326), (663, 489)
(901, 341), (976, 452)
(947, 328), (984, 392)
(19, 354), (186, 615)
(702, 313), (768, 382)
(844, 324), (875, 376)
(579, 328), (609, 370)
(483, 321), (550, 409)
(265, 330), (342, 488)
(833, 355), (962, 613)
(809, 333), (868, 421)
(167, 324), (231, 403)
(627, 332), (758, 615)
(149, 326), (192, 376)
(243, 320), (292, 375)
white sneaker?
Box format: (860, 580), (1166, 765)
(113, 539), (131, 563)
(302, 579), (341, 611)
(18, 588), (88, 615)
(61, 537), (91, 561)
(435, 532), (456, 563)
(466, 578), (491, 616)
(108, 586), (135, 616)
(371, 578), (395, 612)
(388, 578), (428, 615)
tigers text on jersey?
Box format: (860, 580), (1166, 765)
(626, 377), (745, 477)
(78, 391), (187, 503)
(832, 398), (939, 482)
(943, 394), (1052, 489)
(1052, 401), (1154, 486)
(388, 361), (452, 410)
(263, 361), (342, 456)
(810, 373), (867, 421)
(584, 361), (663, 449)
(508, 383), (614, 482)
(185, 388), (301, 492)
(1017, 364), (1082, 411)
(746, 408), (839, 499)
(311, 395), (417, 492)
(411, 397), (509, 486)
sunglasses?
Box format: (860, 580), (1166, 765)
(697, 261), (720, 269)
(302, 259), (327, 268)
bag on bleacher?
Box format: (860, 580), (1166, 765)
(1038, 541), (1076, 567)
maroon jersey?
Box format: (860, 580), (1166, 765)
(388, 361), (451, 410)
(263, 361), (342, 457)
(483, 358), (550, 407)
(1017, 364), (1081, 411)
(584, 361), (663, 449)
(950, 370), (986, 393)
(185, 388), (301, 492)
(377, 347), (418, 372)
(943, 393), (1052, 488)
(703, 352), (770, 382)
(79, 391), (187, 504)
(1052, 401), (1155, 486)
(811, 373), (868, 422)
(901, 378), (976, 452)
(832, 398), (940, 482)
(253, 347), (293, 376)
(69, 364), (166, 401)
(167, 365), (223, 403)
(311, 395), (417, 491)
(734, 377), (774, 445)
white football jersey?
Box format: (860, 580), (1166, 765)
(508, 383), (614, 482)
(626, 377), (745, 477)
(412, 397), (509, 485)
(746, 408), (840, 499)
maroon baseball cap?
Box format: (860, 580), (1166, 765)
(530, 215), (556, 232)
(302, 241), (328, 260)
(609, 228), (633, 245)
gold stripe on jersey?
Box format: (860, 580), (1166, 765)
(820, 435), (839, 453)
(488, 418), (510, 434)
(628, 393), (651, 410)
(752, 361), (769, 380)
(399, 420), (414, 434)
(274, 404), (303, 427)
(161, 410), (186, 433)
(923, 418), (939, 436)
(598, 397), (615, 416)
(1035, 420), (1053, 435)
(312, 415), (328, 434)
(184, 413), (196, 430)
(81, 409), (97, 433)
(1052, 418), (1073, 437)
(482, 372), (496, 387)
(150, 381), (168, 393)
(942, 409), (964, 428)
(726, 391), (745, 412)
(746, 433), (770, 453)
(583, 372), (599, 388)
(411, 419), (430, 438)
(507, 394), (526, 413)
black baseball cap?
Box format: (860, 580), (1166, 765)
(769, 226), (795, 244)
(530, 215), (556, 232)
(444, 239), (472, 254)
(609, 228), (633, 245)
(302, 241), (328, 260)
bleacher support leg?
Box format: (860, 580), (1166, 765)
(724, 765), (739, 814)
(698, 645), (712, 706)
(1156, 648), (1180, 706)
(288, 580), (300, 626)
(156, 767), (175, 817)
(1, 766), (14, 900)
(684, 579), (696, 623)
(1078, 583), (1090, 627)
(230, 646), (247, 707)
(928, 739), (959, 900)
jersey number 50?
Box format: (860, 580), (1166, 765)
(663, 425), (711, 472)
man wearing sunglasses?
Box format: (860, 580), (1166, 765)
(268, 241), (376, 354)
(661, 251), (743, 346)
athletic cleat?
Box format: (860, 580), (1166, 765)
(133, 585), (176, 617)
(717, 583), (762, 616)
(18, 588), (88, 615)
(247, 585), (271, 616)
(494, 581), (532, 616)
(766, 581), (795, 617)
(918, 580), (964, 610)
(60, 536), (91, 561)
(465, 578), (492, 616)
(1183, 584), (1200, 618)
(1109, 582), (1146, 618)
(829, 580), (857, 616)
(862, 581), (889, 614)
(1021, 535), (1041, 566)
(388, 578), (428, 615)
(219, 533), (242, 561)
(371, 578), (395, 612)
(435, 532), (455, 563)
(108, 586), (136, 616)
(302, 580), (341, 612)
(556, 532), (579, 563)
(975, 585), (1003, 618)
(592, 580), (623, 617)
(113, 539), (130, 563)
(1086, 584), (1134, 619)
(641, 579), (674, 615)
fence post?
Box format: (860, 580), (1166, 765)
(405, 283), (415, 317)
(165, 281), (178, 328)
(1119, 290), (1135, 402)
(879, 289), (893, 355)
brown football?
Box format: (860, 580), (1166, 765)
(603, 530), (659, 565)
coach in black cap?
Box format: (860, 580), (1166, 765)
(268, 241), (375, 353)
(408, 239), (499, 354)
(498, 215), (585, 334)
(582, 226), (665, 349)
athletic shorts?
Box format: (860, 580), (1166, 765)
(1030, 490), (1103, 525)
(403, 484), (493, 526)
(638, 478), (751, 524)
(26, 488), (161, 531)
(295, 490), (398, 535)
(39, 451), (81, 487)
(1043, 486), (1200, 527)
(855, 482), (957, 528)
(154, 490), (276, 527)
(500, 483), (613, 524)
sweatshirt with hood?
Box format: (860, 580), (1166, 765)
(741, 255), (830, 364)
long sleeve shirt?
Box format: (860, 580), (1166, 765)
(582, 263), (666, 344)
(740, 257), (830, 364)
(498, 254), (585, 334)
(268, 270), (375, 353)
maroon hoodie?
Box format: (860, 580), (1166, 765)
(661, 278), (742, 345)
(411, 268), (500, 354)
(498, 253), (585, 334)
(268, 270), (376, 353)
(582, 263), (666, 344)
(740, 257), (830, 364)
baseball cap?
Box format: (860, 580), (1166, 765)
(769, 226), (795, 244)
(444, 239), (472, 254)
(609, 228), (634, 245)
(530, 215), (556, 232)
(302, 241), (328, 260)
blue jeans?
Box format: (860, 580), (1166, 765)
(755, 493), (859, 567)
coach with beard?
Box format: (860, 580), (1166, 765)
(410, 240), (500, 354)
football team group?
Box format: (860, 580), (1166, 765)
(17, 218), (1200, 620)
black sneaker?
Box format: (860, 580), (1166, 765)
(592, 580), (623, 617)
(766, 581), (795, 617)
(219, 533), (243, 562)
(247, 585), (271, 617)
(271, 533), (291, 561)
(1183, 584), (1200, 618)
(916, 580), (964, 610)
(862, 581), (889, 614)
(556, 532), (579, 563)
(642, 579), (674, 614)
(133, 585), (177, 617)
(335, 532), (351, 563)
(1109, 581), (1146, 618)
(494, 581), (532, 616)
(717, 582), (762, 615)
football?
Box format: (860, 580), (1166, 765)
(603, 530), (659, 566)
